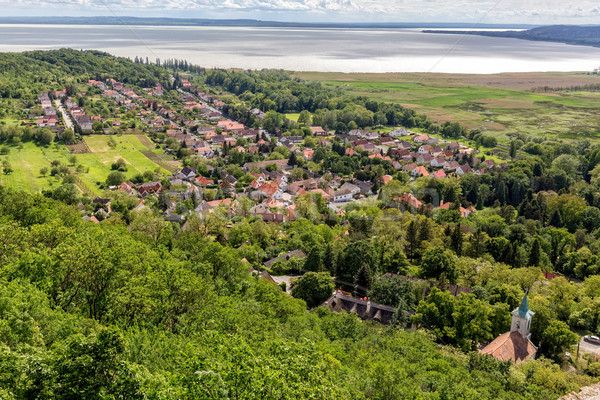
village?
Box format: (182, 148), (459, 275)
(25, 74), (512, 227)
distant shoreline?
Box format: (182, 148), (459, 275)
(424, 25), (600, 49)
(0, 16), (536, 29)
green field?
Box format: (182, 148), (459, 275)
(294, 71), (600, 141)
(75, 135), (173, 193)
(0, 142), (72, 193)
(285, 113), (300, 122)
(0, 135), (176, 196)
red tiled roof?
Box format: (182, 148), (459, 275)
(479, 331), (537, 364)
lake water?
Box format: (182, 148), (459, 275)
(1, 24), (600, 74)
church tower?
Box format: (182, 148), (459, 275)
(510, 294), (535, 338)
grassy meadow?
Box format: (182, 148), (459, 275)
(294, 71), (600, 141)
(0, 135), (175, 196)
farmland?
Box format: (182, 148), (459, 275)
(294, 71), (600, 141)
(0, 134), (177, 196)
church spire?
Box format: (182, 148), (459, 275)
(517, 294), (529, 318)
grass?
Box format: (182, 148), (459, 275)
(294, 71), (600, 141)
(285, 113), (300, 122)
(0, 135), (175, 196)
(0, 142), (71, 193)
(75, 135), (172, 192)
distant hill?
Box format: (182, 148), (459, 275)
(424, 25), (600, 48)
(0, 16), (534, 29)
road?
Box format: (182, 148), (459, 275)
(578, 337), (600, 356)
(54, 100), (74, 130)
(177, 88), (219, 114)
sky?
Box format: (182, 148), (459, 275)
(2, 0), (600, 24)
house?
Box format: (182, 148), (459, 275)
(413, 134), (430, 143)
(195, 176), (214, 187)
(483, 160), (495, 169)
(418, 145), (433, 155)
(340, 182), (361, 196)
(444, 161), (460, 172)
(353, 180), (373, 195)
(118, 181), (138, 196)
(412, 166), (429, 177)
(379, 137), (395, 145)
(263, 249), (307, 269)
(251, 173), (268, 184)
(431, 169), (446, 179)
(391, 149), (410, 158)
(250, 203), (271, 215)
(302, 149), (315, 160)
(138, 182), (162, 196)
(322, 292), (396, 325)
(217, 120), (245, 132)
(456, 164), (473, 175)
(480, 295), (537, 364)
(179, 167), (197, 179)
(195, 147), (214, 157)
(206, 198), (232, 208)
(256, 183), (284, 200)
(396, 193), (422, 209)
(287, 178), (318, 195)
(403, 163), (418, 173)
(311, 188), (331, 202)
(309, 126), (326, 136)
(389, 128), (409, 137)
(380, 175), (393, 185)
(447, 142), (460, 151)
(435, 201), (476, 218)
(416, 153), (433, 165)
(430, 156), (446, 168)
(398, 141), (412, 150)
(329, 188), (353, 203)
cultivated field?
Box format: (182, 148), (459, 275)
(0, 135), (178, 196)
(75, 135), (175, 191)
(294, 71), (600, 140)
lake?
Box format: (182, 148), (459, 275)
(1, 24), (600, 74)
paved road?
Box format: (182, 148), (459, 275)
(578, 337), (600, 356)
(177, 88), (219, 114)
(54, 100), (74, 130)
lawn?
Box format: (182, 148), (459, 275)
(294, 71), (600, 141)
(0, 135), (175, 196)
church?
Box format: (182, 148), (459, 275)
(480, 294), (538, 364)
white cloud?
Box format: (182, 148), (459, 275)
(3, 0), (600, 23)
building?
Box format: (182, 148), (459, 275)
(479, 295), (537, 364)
(322, 292), (397, 325)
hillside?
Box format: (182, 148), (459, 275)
(0, 49), (599, 398)
(424, 25), (600, 48)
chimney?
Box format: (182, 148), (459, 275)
(366, 300), (371, 314)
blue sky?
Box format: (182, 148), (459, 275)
(2, 0), (600, 24)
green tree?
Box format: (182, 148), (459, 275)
(538, 319), (578, 360)
(2, 160), (12, 175)
(291, 271), (335, 308)
(450, 223), (463, 256)
(528, 237), (542, 267)
(105, 171), (125, 186)
(420, 246), (458, 284)
(62, 128), (75, 143)
(336, 240), (377, 285)
(304, 246), (323, 272)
